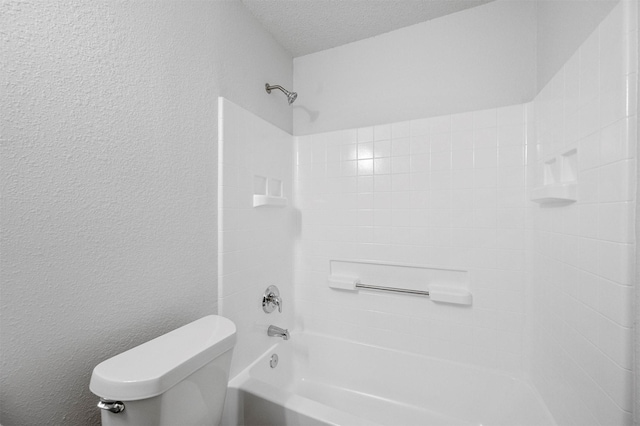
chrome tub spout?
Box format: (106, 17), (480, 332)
(268, 325), (290, 340)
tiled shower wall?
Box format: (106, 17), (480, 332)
(294, 104), (532, 373)
(217, 98), (294, 377)
(530, 1), (637, 425)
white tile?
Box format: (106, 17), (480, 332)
(473, 168), (497, 188)
(474, 148), (498, 169)
(497, 104), (525, 126)
(564, 52), (581, 116)
(579, 29), (600, 106)
(598, 240), (634, 285)
(373, 158), (390, 175)
(578, 131), (601, 171)
(578, 169), (600, 203)
(579, 100), (601, 140)
(340, 144), (358, 161)
(498, 145), (524, 167)
(598, 279), (634, 327)
(341, 160), (358, 177)
(451, 111), (474, 132)
(474, 127), (498, 150)
(431, 115), (451, 134)
(373, 124), (391, 141)
(410, 154), (430, 173)
(430, 172), (452, 191)
(391, 156), (411, 174)
(579, 237), (600, 276)
(428, 151), (452, 174)
(431, 132), (451, 153)
(410, 135), (430, 154)
(597, 355), (634, 412)
(391, 137), (411, 157)
(392, 121), (411, 139)
(326, 144), (341, 163)
(498, 125), (525, 147)
(374, 140), (391, 158)
(357, 159), (374, 176)
(600, 119), (628, 165)
(410, 118), (430, 136)
(452, 149), (474, 170)
(598, 160), (633, 202)
(357, 142), (374, 159)
(451, 130), (474, 151)
(598, 202), (633, 243)
(374, 175), (392, 192)
(600, 88), (628, 128)
(391, 173), (411, 191)
(473, 108), (497, 129)
(358, 176), (374, 193)
(597, 316), (632, 370)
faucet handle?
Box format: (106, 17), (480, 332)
(262, 285), (282, 314)
(273, 296), (282, 313)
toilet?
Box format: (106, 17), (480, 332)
(90, 315), (236, 426)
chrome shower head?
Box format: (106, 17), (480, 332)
(287, 90), (297, 105)
(265, 83), (297, 105)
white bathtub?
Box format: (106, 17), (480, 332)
(223, 332), (556, 426)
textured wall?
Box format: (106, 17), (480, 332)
(292, 0), (536, 135)
(0, 2), (291, 425)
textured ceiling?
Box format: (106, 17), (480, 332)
(242, 0), (496, 57)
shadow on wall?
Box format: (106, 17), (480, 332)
(293, 105), (320, 123)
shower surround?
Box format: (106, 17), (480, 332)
(219, 1), (637, 425)
(294, 103), (532, 373)
(531, 1), (637, 423)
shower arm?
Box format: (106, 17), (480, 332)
(265, 83), (297, 105)
(265, 84), (287, 95)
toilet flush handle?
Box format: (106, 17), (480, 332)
(97, 399), (125, 413)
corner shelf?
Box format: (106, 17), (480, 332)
(531, 147), (577, 205)
(253, 195), (288, 207)
(531, 183), (577, 204)
(253, 175), (287, 208)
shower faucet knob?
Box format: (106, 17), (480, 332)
(262, 285), (282, 313)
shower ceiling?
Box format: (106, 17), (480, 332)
(241, 0), (496, 57)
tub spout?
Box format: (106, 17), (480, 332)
(268, 325), (289, 340)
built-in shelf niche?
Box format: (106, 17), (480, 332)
(253, 175), (288, 207)
(531, 148), (577, 205)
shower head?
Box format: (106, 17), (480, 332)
(265, 83), (297, 105)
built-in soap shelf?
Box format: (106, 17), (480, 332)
(531, 148), (577, 204)
(328, 260), (472, 306)
(253, 175), (288, 207)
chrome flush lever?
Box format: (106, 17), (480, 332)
(97, 399), (125, 413)
(262, 285), (282, 313)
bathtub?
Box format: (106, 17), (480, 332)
(223, 332), (556, 426)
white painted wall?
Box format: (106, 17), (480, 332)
(0, 2), (291, 425)
(293, 0), (536, 135)
(536, 0), (618, 90)
(530, 2), (637, 424)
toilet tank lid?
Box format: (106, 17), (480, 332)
(89, 315), (236, 401)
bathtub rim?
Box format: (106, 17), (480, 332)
(226, 330), (556, 426)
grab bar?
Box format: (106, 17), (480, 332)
(355, 283), (430, 297)
(328, 276), (471, 305)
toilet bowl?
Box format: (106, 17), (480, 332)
(90, 315), (236, 426)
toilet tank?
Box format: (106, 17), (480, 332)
(90, 315), (236, 426)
